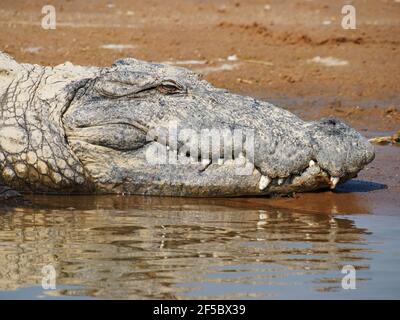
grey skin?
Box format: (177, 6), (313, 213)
(0, 52), (374, 199)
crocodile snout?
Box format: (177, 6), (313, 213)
(309, 117), (375, 179)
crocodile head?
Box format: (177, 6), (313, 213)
(62, 58), (374, 196)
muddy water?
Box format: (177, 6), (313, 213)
(0, 195), (400, 299)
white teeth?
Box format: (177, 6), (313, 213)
(277, 178), (284, 185)
(309, 160), (316, 167)
(259, 175), (271, 190)
(330, 177), (340, 189)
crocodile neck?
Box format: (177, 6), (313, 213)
(0, 58), (97, 193)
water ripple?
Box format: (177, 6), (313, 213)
(0, 195), (398, 299)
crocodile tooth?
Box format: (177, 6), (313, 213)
(277, 178), (284, 185)
(259, 175), (271, 190)
(330, 177), (340, 189)
(309, 160), (316, 167)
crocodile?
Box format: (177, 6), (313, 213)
(0, 51), (374, 200)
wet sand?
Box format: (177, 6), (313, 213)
(0, 0), (399, 214)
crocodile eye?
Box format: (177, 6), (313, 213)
(157, 80), (186, 95)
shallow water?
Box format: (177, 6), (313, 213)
(0, 195), (399, 299)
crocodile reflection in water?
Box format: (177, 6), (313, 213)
(0, 197), (373, 299)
